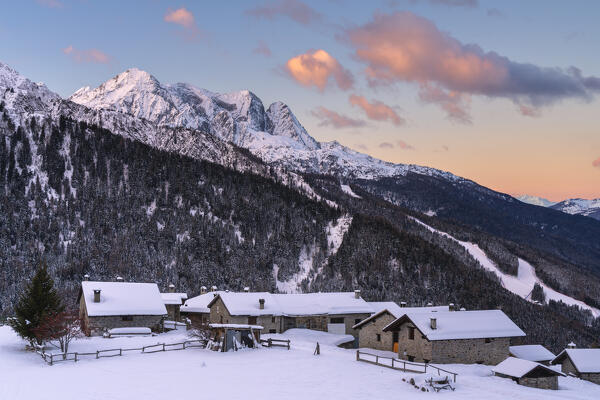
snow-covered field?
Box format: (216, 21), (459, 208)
(1, 326), (599, 400)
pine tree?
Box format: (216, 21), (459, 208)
(9, 263), (64, 346)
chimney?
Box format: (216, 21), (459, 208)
(354, 289), (361, 299)
(168, 284), (175, 293)
(83, 274), (90, 281)
(200, 286), (207, 295)
(259, 298), (265, 310)
(400, 302), (407, 308)
(211, 285), (217, 292)
(244, 287), (250, 293)
(93, 289), (101, 303)
(567, 342), (576, 349)
(430, 317), (437, 330)
(448, 303), (455, 311)
(116, 276), (124, 282)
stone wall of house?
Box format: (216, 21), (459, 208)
(519, 376), (558, 390)
(432, 337), (510, 365)
(357, 313), (396, 351)
(208, 297), (282, 333)
(343, 313), (372, 339)
(560, 357), (578, 375)
(181, 311), (210, 327)
(165, 304), (181, 321)
(580, 373), (600, 385)
(396, 322), (433, 363)
(86, 315), (163, 336)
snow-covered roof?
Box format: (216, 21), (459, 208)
(181, 291), (224, 313)
(209, 323), (263, 330)
(354, 304), (450, 329)
(207, 292), (373, 317)
(368, 302), (449, 318)
(509, 345), (555, 362)
(382, 310), (526, 340)
(80, 281), (167, 317)
(552, 349), (600, 373)
(161, 292), (188, 305)
(493, 357), (564, 378)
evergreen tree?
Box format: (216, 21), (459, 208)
(9, 263), (64, 345)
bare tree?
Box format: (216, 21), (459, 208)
(33, 309), (83, 357)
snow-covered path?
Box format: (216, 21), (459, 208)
(1, 326), (599, 400)
(410, 217), (600, 317)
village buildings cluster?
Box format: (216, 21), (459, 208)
(77, 278), (600, 390)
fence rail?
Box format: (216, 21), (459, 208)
(356, 351), (458, 382)
(36, 339), (207, 366)
(260, 338), (290, 350)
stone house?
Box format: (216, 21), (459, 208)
(493, 357), (564, 390)
(180, 288), (220, 327)
(509, 344), (555, 365)
(206, 291), (373, 344)
(382, 310), (526, 365)
(353, 302), (450, 352)
(551, 349), (600, 385)
(160, 285), (188, 321)
(78, 281), (167, 336)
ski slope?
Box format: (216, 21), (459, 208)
(411, 217), (600, 317)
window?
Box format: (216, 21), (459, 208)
(408, 327), (415, 340)
(248, 316), (257, 325)
(121, 316), (133, 321)
(407, 355), (415, 362)
(330, 317), (344, 324)
(376, 334), (381, 342)
(272, 316), (275, 323)
(424, 359), (430, 364)
(269, 329), (276, 334)
(354, 318), (362, 325)
(485, 338), (492, 344)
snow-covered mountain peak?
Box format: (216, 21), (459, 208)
(551, 198), (600, 220)
(516, 195), (557, 207)
(267, 101), (320, 151)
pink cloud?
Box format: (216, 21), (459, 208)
(593, 158), (600, 168)
(311, 106), (366, 128)
(396, 140), (414, 150)
(349, 95), (405, 126)
(246, 0), (321, 25)
(346, 12), (600, 121)
(164, 8), (201, 39)
(253, 41), (272, 57)
(379, 142), (394, 149)
(285, 49), (353, 91)
(418, 83), (471, 123)
(63, 45), (110, 64)
(517, 104), (541, 117)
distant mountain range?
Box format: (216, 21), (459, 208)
(517, 195), (600, 221)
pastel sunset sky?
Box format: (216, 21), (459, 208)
(2, 0), (599, 201)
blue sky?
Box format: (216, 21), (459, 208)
(1, 0), (599, 200)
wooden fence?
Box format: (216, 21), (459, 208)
(260, 338), (290, 350)
(356, 350), (458, 382)
(36, 339), (207, 366)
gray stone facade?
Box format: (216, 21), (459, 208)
(357, 312), (398, 351)
(209, 296), (370, 339)
(559, 357), (600, 385)
(165, 304), (181, 321)
(79, 295), (164, 336)
(518, 376), (558, 390)
(394, 320), (511, 365)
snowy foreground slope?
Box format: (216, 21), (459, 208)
(1, 326), (599, 400)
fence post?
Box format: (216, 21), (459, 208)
(356, 350), (359, 361)
(287, 340), (290, 350)
(376, 355), (379, 365)
(49, 354), (53, 366)
(74, 352), (78, 362)
(96, 350), (99, 359)
(120, 349), (122, 356)
(403, 361), (406, 371)
(163, 343), (166, 351)
(391, 358), (394, 368)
